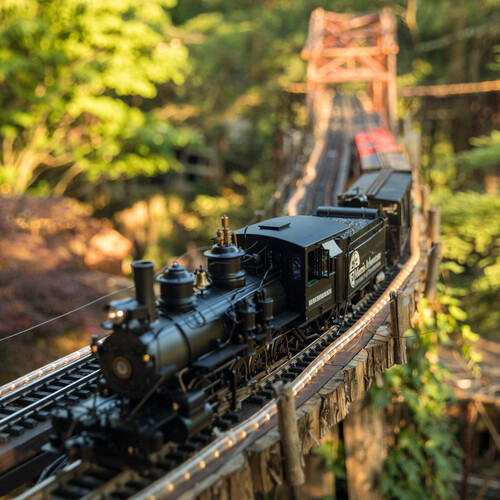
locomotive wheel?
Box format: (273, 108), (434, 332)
(249, 346), (267, 376)
(272, 335), (289, 362)
(230, 358), (248, 387)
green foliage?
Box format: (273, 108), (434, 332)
(113, 166), (276, 265)
(428, 132), (500, 191)
(171, 2), (317, 172)
(432, 190), (500, 338)
(312, 440), (346, 481)
(0, 0), (198, 195)
(460, 131), (500, 173)
(372, 299), (478, 500)
(423, 124), (500, 340)
(436, 191), (500, 271)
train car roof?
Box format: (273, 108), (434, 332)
(344, 170), (411, 202)
(235, 215), (348, 249)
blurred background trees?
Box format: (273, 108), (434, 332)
(0, 0), (196, 197)
(2, 0), (496, 336)
(0, 0), (498, 413)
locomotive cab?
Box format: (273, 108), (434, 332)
(236, 216), (346, 324)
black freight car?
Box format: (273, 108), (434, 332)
(335, 169), (412, 264)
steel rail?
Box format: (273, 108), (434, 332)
(9, 96), (416, 498)
(14, 265), (396, 499)
(0, 347), (93, 401)
(14, 235), (419, 499)
(0, 370), (100, 430)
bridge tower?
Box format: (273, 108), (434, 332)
(301, 7), (399, 133)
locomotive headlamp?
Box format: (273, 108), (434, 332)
(112, 356), (132, 379)
(108, 307), (126, 325)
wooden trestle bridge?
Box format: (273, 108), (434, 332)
(0, 8), (441, 500)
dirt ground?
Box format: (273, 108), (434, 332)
(0, 195), (132, 383)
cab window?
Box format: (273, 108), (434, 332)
(292, 254), (302, 280)
(307, 249), (330, 284)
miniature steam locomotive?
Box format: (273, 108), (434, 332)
(50, 123), (413, 464)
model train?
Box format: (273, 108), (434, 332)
(50, 126), (412, 463)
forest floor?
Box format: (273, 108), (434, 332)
(438, 338), (500, 403)
(0, 195), (132, 384)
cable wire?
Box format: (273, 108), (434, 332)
(2, 244), (217, 343)
(0, 285), (134, 343)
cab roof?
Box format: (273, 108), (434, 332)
(235, 215), (348, 249)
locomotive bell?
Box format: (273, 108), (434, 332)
(194, 265), (211, 290)
(204, 215), (245, 290)
(157, 263), (195, 313)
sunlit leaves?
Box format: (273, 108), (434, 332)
(430, 189), (500, 336)
(0, 0), (195, 194)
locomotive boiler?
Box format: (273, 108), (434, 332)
(95, 217), (287, 402)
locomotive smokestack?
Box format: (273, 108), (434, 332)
(132, 260), (156, 321)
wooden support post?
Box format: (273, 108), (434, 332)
(390, 291), (407, 365)
(427, 207), (441, 245)
(306, 425), (338, 497)
(461, 401), (478, 500)
(424, 242), (443, 300)
(404, 127), (422, 202)
(424, 207), (442, 300)
(420, 185), (430, 224)
(387, 52), (398, 134)
(303, 453), (335, 499)
(344, 397), (385, 500)
(274, 383), (305, 499)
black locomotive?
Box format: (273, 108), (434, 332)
(50, 120), (413, 464)
(50, 207), (395, 461)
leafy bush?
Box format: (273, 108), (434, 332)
(373, 299), (478, 500)
(0, 0), (198, 196)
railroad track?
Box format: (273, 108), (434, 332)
(287, 94), (364, 216)
(0, 350), (102, 494)
(304, 94), (343, 214)
(4, 95), (416, 500)
(19, 244), (419, 500)
(329, 95), (355, 203)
